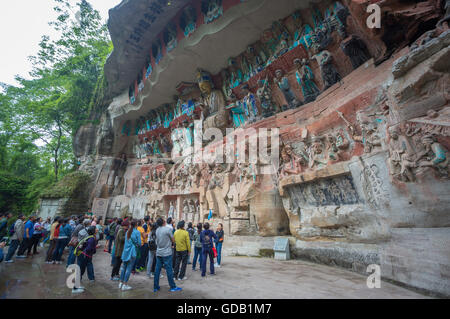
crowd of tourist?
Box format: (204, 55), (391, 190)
(0, 211), (225, 294)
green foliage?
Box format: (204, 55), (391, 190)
(40, 171), (91, 199)
(0, 0), (112, 214)
(0, 171), (29, 214)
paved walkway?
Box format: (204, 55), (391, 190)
(0, 242), (428, 299)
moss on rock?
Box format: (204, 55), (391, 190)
(40, 171), (92, 217)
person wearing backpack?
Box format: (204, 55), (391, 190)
(4, 214), (25, 263)
(192, 223), (203, 272)
(147, 222), (158, 278)
(72, 226), (97, 293)
(200, 222), (217, 277)
(119, 220), (141, 291)
(67, 219), (90, 267)
(107, 218), (118, 253)
(111, 220), (128, 281)
(186, 222), (195, 265)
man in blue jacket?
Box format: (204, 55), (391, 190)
(200, 222), (217, 277)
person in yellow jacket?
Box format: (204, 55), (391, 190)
(135, 220), (149, 272)
(173, 220), (191, 280)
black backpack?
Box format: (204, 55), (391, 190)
(148, 231), (157, 251)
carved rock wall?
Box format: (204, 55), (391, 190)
(74, 0), (450, 296)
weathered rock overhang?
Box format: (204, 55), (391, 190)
(105, 0), (319, 124)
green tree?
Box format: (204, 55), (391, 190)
(0, 0), (112, 214)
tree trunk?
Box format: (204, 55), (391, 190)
(54, 121), (62, 182)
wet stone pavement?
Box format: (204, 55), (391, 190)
(0, 241), (428, 299)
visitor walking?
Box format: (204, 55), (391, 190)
(147, 222), (161, 278)
(135, 220), (148, 272)
(30, 217), (43, 255)
(111, 220), (128, 281)
(4, 214), (25, 263)
(17, 216), (35, 258)
(173, 220), (191, 280)
(187, 222), (195, 265)
(45, 217), (60, 263)
(119, 220), (141, 291)
(42, 218), (51, 246)
(67, 219), (90, 267)
(107, 218), (118, 253)
(53, 218), (72, 264)
(153, 218), (181, 293)
(0, 241), (5, 263)
(0, 212), (12, 241)
(215, 223), (224, 267)
(192, 223), (203, 271)
(73, 226), (97, 293)
(200, 222), (217, 277)
(111, 218), (122, 267)
(96, 219), (104, 241)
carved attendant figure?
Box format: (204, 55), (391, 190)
(340, 35), (370, 69)
(294, 58), (320, 103)
(256, 78), (276, 118)
(274, 69), (301, 110)
(312, 50), (341, 90)
(241, 84), (259, 124)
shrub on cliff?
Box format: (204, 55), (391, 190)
(40, 171), (91, 199)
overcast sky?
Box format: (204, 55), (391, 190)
(0, 0), (122, 86)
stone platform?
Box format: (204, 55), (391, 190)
(0, 241), (429, 299)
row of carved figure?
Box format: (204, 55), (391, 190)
(130, 114), (448, 205)
(128, 0), (371, 111)
(388, 120), (449, 182)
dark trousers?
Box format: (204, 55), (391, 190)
(53, 238), (68, 261)
(151, 253), (157, 273)
(45, 239), (57, 262)
(5, 239), (20, 261)
(77, 253), (95, 281)
(111, 256), (122, 278)
(17, 238), (32, 256)
(173, 250), (188, 279)
(108, 236), (115, 253)
(201, 248), (215, 277)
(192, 246), (203, 270)
(154, 255), (176, 290)
(172, 246), (176, 267)
(31, 234), (41, 254)
(137, 243), (149, 269)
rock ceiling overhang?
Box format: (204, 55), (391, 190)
(105, 0), (192, 97)
(105, 0), (318, 124)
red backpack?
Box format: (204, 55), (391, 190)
(53, 224), (61, 238)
